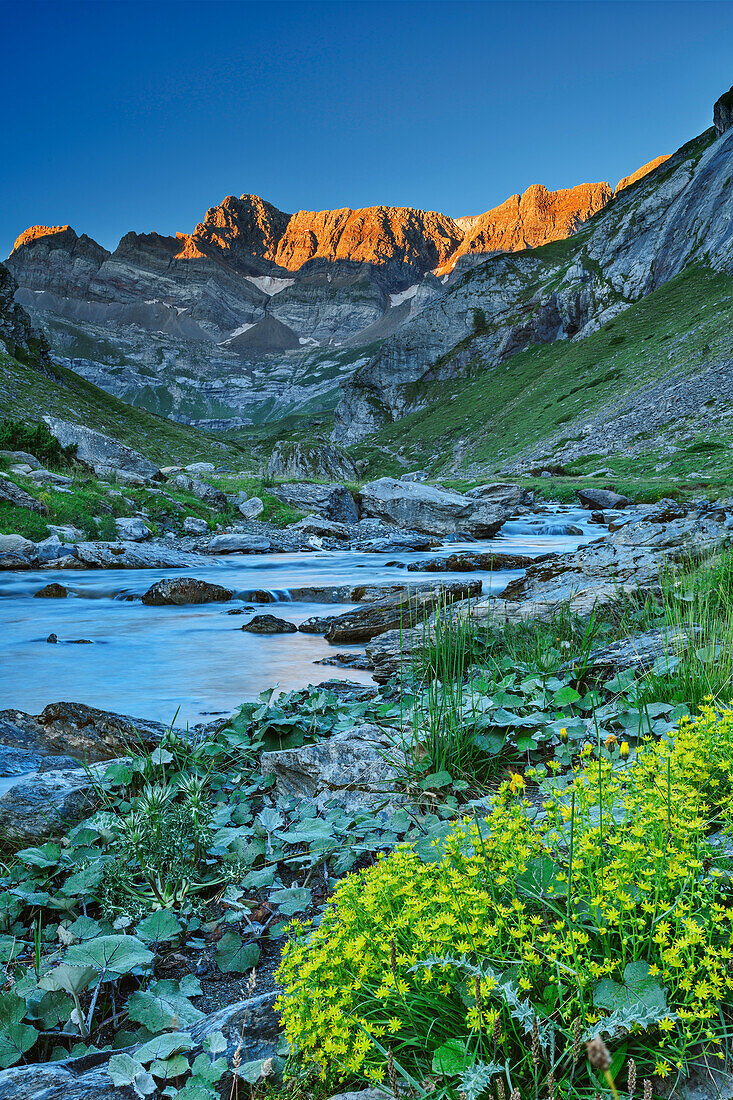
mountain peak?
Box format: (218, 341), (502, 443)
(11, 224), (76, 253)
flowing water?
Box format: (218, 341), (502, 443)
(0, 507), (602, 726)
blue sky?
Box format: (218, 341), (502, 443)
(1, 0), (732, 258)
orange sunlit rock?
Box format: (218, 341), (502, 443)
(614, 154), (671, 195)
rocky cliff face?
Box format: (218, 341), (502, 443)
(5, 155), (667, 427)
(333, 122), (732, 444)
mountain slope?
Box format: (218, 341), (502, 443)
(333, 121), (731, 445)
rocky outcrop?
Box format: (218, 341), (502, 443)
(42, 417), (161, 480)
(614, 155), (671, 194)
(242, 614), (297, 634)
(0, 475), (47, 513)
(714, 86), (733, 137)
(266, 441), (358, 481)
(0, 701), (177, 757)
(357, 477), (511, 535)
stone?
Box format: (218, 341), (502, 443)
(266, 441), (358, 481)
(114, 517), (152, 541)
(237, 495), (265, 519)
(0, 450), (42, 470)
(0, 533), (35, 556)
(358, 478), (508, 536)
(0, 476), (46, 512)
(0, 1060), (134, 1100)
(261, 724), (407, 815)
(71, 541), (208, 569)
(406, 550), (539, 572)
(47, 524), (84, 541)
(241, 614), (298, 634)
(310, 580), (481, 644)
(27, 469), (73, 486)
(141, 577), (234, 605)
(289, 514), (351, 540)
(0, 763), (107, 842)
(400, 470), (429, 482)
(270, 482), (359, 523)
(207, 533), (271, 553)
(561, 626), (699, 680)
(34, 535), (77, 564)
(34, 582), (68, 598)
(464, 482), (533, 508)
(174, 473), (228, 509)
(183, 515), (209, 535)
(0, 702), (178, 758)
(94, 466), (151, 487)
(351, 533), (437, 552)
(42, 417), (161, 480)
(185, 461), (216, 474)
(714, 85), (733, 136)
(577, 487), (631, 510)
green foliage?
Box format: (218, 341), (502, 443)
(0, 417), (77, 468)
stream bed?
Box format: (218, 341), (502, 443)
(0, 507), (602, 725)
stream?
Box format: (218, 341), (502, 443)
(0, 507), (602, 726)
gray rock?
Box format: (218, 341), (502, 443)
(577, 487), (631, 510)
(400, 470), (429, 482)
(327, 1091), (391, 1100)
(207, 533), (272, 554)
(174, 474), (228, 509)
(183, 515), (209, 535)
(0, 450), (42, 470)
(238, 495), (265, 519)
(464, 482), (534, 508)
(46, 524), (85, 541)
(0, 533), (35, 556)
(562, 626), (699, 679)
(34, 535), (77, 564)
(42, 417), (161, 481)
(241, 614), (297, 634)
(406, 550), (539, 572)
(187, 990), (282, 1072)
(94, 466), (151, 487)
(266, 441), (358, 481)
(0, 763), (107, 841)
(141, 577), (234, 605)
(185, 461), (216, 474)
(71, 541), (206, 569)
(358, 478), (507, 536)
(0, 701), (177, 758)
(714, 85), (733, 136)
(27, 469), (72, 486)
(0, 1060), (133, 1100)
(352, 534), (436, 552)
(114, 517), (152, 541)
(289, 514), (351, 540)
(271, 482), (359, 523)
(261, 724), (407, 815)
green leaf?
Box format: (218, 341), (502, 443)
(190, 1051), (228, 1085)
(0, 1020), (38, 1069)
(432, 1037), (476, 1075)
(203, 1030), (227, 1054)
(553, 685), (581, 706)
(151, 1053), (189, 1079)
(419, 770), (453, 790)
(593, 961), (668, 1015)
(236, 1055), (284, 1084)
(651, 654), (680, 676)
(135, 911), (182, 945)
(108, 1053), (157, 1096)
(127, 982), (204, 1033)
(135, 1031), (194, 1064)
(605, 669), (637, 693)
(214, 932), (261, 974)
(269, 887), (311, 916)
(60, 862), (104, 897)
(65, 935), (153, 977)
(40, 963), (96, 996)
(16, 843), (61, 869)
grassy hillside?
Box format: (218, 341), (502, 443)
(0, 350), (253, 468)
(351, 265), (733, 497)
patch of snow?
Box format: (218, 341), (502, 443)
(222, 322), (255, 342)
(299, 337), (320, 347)
(245, 276), (295, 296)
(389, 284), (419, 308)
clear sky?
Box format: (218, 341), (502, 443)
(2, 0), (732, 258)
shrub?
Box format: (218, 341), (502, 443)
(278, 704), (733, 1095)
(0, 417), (77, 468)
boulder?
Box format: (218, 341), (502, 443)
(94, 466), (151, 487)
(34, 582), (68, 598)
(302, 580), (481, 644)
(34, 535), (77, 564)
(0, 450), (42, 470)
(561, 626), (699, 680)
(141, 577), (234, 605)
(72, 541), (208, 569)
(207, 533), (272, 554)
(358, 478), (508, 536)
(0, 533), (35, 556)
(266, 441), (358, 481)
(42, 417), (161, 481)
(27, 469), (72, 486)
(400, 470), (429, 482)
(0, 476), (46, 512)
(114, 517), (152, 542)
(0, 702), (177, 758)
(261, 724), (407, 815)
(185, 461), (216, 475)
(464, 482), (534, 508)
(0, 1061), (133, 1100)
(406, 550), (539, 571)
(289, 515), (351, 540)
(577, 487), (631, 510)
(241, 614), (298, 634)
(352, 534), (437, 552)
(237, 495), (265, 519)
(271, 482), (359, 523)
(183, 515), (209, 535)
(174, 474), (228, 509)
(46, 524), (84, 541)
(0, 763), (106, 841)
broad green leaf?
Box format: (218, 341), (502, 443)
(419, 770), (453, 790)
(135, 911), (182, 945)
(594, 961), (668, 1015)
(16, 843), (61, 868)
(190, 1051), (228, 1085)
(214, 932), (261, 974)
(269, 887), (311, 917)
(203, 1030), (227, 1054)
(0, 1020), (38, 1068)
(60, 862), (104, 897)
(65, 935), (153, 976)
(40, 963), (96, 996)
(128, 982), (204, 1032)
(651, 654), (680, 676)
(151, 1053), (189, 1079)
(236, 1055), (284, 1084)
(136, 1031), (194, 1063)
(553, 685), (581, 706)
(432, 1037), (476, 1075)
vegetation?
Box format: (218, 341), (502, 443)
(0, 417), (77, 468)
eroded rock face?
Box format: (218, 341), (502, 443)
(714, 86), (733, 137)
(271, 482), (359, 523)
(42, 417), (161, 481)
(266, 441), (358, 481)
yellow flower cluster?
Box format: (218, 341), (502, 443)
(277, 704), (733, 1089)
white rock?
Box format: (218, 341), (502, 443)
(238, 496), (264, 519)
(114, 517), (152, 542)
(183, 516), (209, 535)
(185, 462), (216, 475)
(207, 533), (271, 554)
(0, 534), (35, 555)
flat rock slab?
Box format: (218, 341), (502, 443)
(207, 534), (272, 554)
(70, 542), (210, 570)
(313, 580), (481, 644)
(0, 762), (107, 842)
(406, 551), (540, 572)
(0, 702), (177, 758)
(141, 577), (234, 605)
